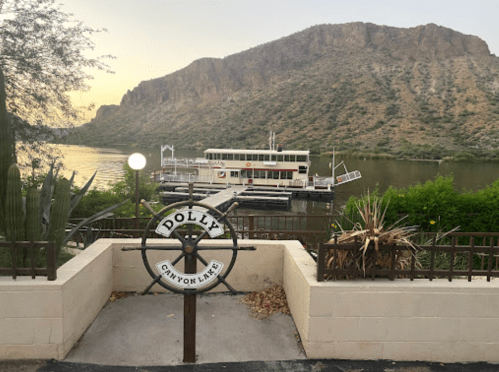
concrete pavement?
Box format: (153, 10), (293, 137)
(64, 292), (305, 366)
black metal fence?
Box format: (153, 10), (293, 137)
(69, 215), (335, 248)
(318, 233), (499, 282)
(0, 241), (57, 280)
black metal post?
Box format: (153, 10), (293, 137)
(135, 169), (140, 232)
(183, 254), (196, 363)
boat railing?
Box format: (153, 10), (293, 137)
(159, 173), (213, 183)
(161, 157), (208, 168)
(313, 170), (361, 187)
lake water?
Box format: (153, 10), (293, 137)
(49, 144), (499, 215)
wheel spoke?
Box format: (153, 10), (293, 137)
(197, 245), (253, 250)
(194, 252), (209, 267)
(195, 252), (237, 294)
(188, 223), (194, 242)
(193, 230), (209, 245)
(173, 229), (186, 244)
(141, 245), (183, 251)
(171, 252), (185, 266)
(141, 274), (162, 295)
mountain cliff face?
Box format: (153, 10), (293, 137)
(67, 22), (499, 155)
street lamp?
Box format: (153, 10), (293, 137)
(128, 153), (146, 232)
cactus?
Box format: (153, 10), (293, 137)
(47, 177), (72, 256)
(5, 164), (24, 242)
(0, 68), (14, 234)
(25, 188), (41, 241)
(2, 164), (127, 267)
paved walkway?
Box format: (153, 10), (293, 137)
(63, 293), (305, 366)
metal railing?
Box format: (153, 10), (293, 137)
(68, 215), (335, 248)
(318, 233), (499, 282)
(159, 173), (214, 183)
(0, 241), (57, 280)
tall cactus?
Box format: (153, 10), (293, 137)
(0, 68), (15, 234)
(5, 164), (24, 242)
(47, 177), (72, 256)
(25, 188), (41, 241)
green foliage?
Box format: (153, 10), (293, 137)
(25, 188), (41, 241)
(396, 142), (451, 160)
(344, 175), (499, 233)
(71, 164), (161, 219)
(47, 178), (72, 256)
(1, 164), (126, 270)
(5, 164), (24, 242)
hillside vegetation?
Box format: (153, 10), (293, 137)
(63, 23), (499, 159)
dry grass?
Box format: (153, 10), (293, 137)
(326, 194), (419, 277)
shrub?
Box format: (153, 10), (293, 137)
(344, 175), (499, 234)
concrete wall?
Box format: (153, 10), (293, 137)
(0, 239), (286, 360)
(3, 238), (499, 362)
(283, 242), (499, 363)
(114, 239), (284, 293)
(0, 239), (112, 359)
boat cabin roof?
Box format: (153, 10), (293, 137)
(204, 148), (310, 155)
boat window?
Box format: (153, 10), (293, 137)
(280, 171), (293, 179)
(222, 153), (228, 160)
(299, 166), (307, 174)
(277, 155), (283, 162)
(264, 154), (270, 161)
(241, 170), (251, 178)
(258, 154), (264, 161)
(271, 154), (277, 161)
(284, 155), (290, 162)
(230, 171), (239, 178)
(234, 154), (240, 160)
(269, 170), (279, 179)
(254, 170), (265, 179)
(297, 155), (307, 162)
(227, 154), (233, 160)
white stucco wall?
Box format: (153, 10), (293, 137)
(283, 242), (499, 363)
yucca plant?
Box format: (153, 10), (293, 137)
(327, 193), (419, 277)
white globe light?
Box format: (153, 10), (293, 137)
(128, 153), (146, 170)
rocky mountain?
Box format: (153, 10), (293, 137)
(65, 22), (499, 157)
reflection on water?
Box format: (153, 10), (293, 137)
(40, 145), (130, 190)
(42, 145), (499, 214)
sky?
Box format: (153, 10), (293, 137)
(62, 0), (499, 122)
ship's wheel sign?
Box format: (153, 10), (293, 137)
(123, 187), (255, 295)
(122, 184), (255, 363)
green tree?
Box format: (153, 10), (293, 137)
(0, 0), (112, 220)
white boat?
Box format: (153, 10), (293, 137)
(158, 133), (361, 189)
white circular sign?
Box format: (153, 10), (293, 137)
(156, 260), (224, 289)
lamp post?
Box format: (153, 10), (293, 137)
(128, 153), (146, 233)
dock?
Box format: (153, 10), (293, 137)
(160, 183), (332, 211)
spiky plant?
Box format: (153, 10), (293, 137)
(327, 193), (419, 277)
(1, 164), (127, 268)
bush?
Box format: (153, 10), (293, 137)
(344, 175), (499, 233)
